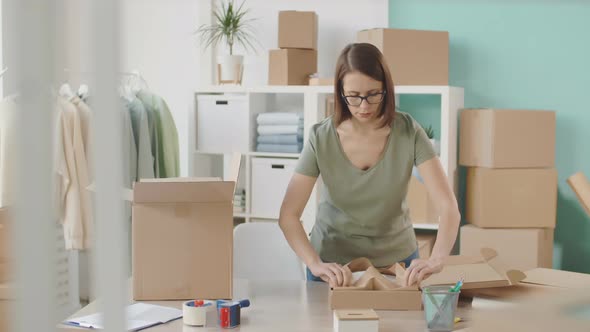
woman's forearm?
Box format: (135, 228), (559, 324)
(279, 214), (322, 267)
(430, 204), (461, 260)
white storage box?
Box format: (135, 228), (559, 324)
(196, 94), (249, 153)
(251, 157), (298, 219)
(333, 309), (379, 332)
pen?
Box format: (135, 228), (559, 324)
(68, 321), (95, 329)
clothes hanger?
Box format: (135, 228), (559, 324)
(127, 70), (148, 94)
(77, 84), (89, 100)
(59, 83), (75, 100)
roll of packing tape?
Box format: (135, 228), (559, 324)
(183, 300), (214, 326)
(216, 299), (250, 329)
(218, 302), (241, 329)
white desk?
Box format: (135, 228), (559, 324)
(59, 279), (472, 331)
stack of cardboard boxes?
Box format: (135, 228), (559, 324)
(268, 11), (318, 85)
(459, 109), (557, 271)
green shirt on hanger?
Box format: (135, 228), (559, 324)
(295, 112), (437, 267)
(126, 97), (155, 180)
(136, 90), (179, 178)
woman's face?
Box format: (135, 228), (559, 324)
(341, 71), (385, 124)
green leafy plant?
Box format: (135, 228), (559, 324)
(423, 124), (435, 139)
(195, 0), (260, 55)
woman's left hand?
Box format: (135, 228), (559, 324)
(403, 257), (444, 286)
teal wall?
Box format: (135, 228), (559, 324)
(390, 0), (590, 273)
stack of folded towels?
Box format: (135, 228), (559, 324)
(256, 112), (303, 153)
(234, 188), (246, 213)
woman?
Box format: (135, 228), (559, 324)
(278, 43), (460, 287)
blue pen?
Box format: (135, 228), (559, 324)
(67, 321), (95, 329)
(450, 278), (464, 292)
(217, 299), (250, 309)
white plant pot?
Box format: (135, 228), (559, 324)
(217, 54), (243, 84)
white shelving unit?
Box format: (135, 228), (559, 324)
(190, 85), (464, 233)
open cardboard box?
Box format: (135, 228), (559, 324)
(567, 172), (590, 217)
(88, 154), (242, 301)
(330, 248), (525, 310)
(330, 257), (422, 310)
(463, 267), (590, 301)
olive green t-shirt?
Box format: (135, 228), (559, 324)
(295, 112), (437, 267)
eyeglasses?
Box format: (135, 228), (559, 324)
(341, 91), (386, 106)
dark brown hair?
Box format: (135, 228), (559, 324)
(332, 43), (396, 128)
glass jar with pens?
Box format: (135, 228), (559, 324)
(422, 279), (463, 332)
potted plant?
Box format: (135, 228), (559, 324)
(196, 0), (260, 84)
(422, 124), (440, 155)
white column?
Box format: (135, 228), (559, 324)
(90, 1), (127, 331)
(11, 0), (58, 331)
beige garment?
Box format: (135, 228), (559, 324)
(71, 97), (94, 180)
(54, 97), (94, 250)
(0, 98), (17, 207)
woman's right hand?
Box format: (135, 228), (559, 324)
(308, 261), (351, 287)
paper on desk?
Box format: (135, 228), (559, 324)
(64, 303), (182, 331)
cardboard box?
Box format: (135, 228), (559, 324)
(268, 49), (317, 85)
(357, 28), (448, 85)
(416, 233), (436, 259)
(420, 248), (525, 290)
(463, 267), (590, 301)
(278, 11), (318, 50)
(309, 77), (334, 86)
(567, 172), (590, 216)
(330, 249), (524, 310)
(333, 309), (379, 332)
(132, 169), (240, 300)
(466, 167), (557, 228)
(407, 175), (439, 224)
(459, 109), (556, 168)
(522, 267), (590, 288)
(330, 258), (422, 310)
(460, 225), (553, 271)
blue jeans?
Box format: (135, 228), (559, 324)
(306, 249), (420, 282)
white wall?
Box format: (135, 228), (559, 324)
(208, 0), (389, 86)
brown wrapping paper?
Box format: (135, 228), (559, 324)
(334, 257), (418, 291)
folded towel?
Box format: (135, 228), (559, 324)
(257, 125), (303, 135)
(257, 134), (302, 145)
(257, 112), (303, 125)
(256, 143), (303, 154)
